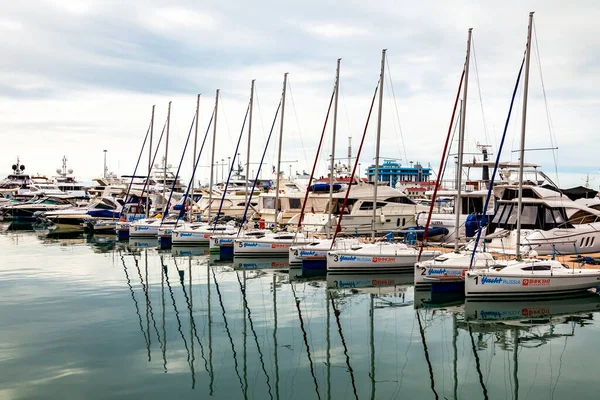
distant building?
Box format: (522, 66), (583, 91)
(366, 160), (431, 188)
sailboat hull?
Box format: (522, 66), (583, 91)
(465, 270), (600, 298)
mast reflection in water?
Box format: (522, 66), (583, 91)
(1, 231), (600, 399)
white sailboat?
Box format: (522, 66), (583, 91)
(465, 12), (600, 298)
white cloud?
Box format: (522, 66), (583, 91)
(304, 23), (370, 39)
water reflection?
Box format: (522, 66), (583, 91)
(3, 230), (600, 399)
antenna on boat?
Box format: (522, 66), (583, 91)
(515, 12), (535, 261)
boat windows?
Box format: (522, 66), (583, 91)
(568, 210), (598, 225)
(585, 237), (591, 247)
(462, 197), (484, 214)
(591, 237), (596, 247)
(359, 201), (387, 211)
(289, 198), (302, 209)
(520, 265), (552, 271)
(384, 196), (415, 205)
(520, 205), (538, 226)
(263, 198), (276, 210)
(552, 208), (565, 224)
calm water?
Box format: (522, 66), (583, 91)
(1, 225), (600, 399)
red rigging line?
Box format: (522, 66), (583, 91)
(329, 79), (380, 249)
(297, 88), (336, 230)
(417, 67), (466, 261)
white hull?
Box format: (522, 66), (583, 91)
(234, 234), (312, 257)
(465, 264), (600, 298)
(172, 223), (237, 245)
(129, 220), (160, 237)
(327, 243), (441, 273)
(289, 238), (361, 265)
(414, 251), (497, 287)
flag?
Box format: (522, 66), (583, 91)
(272, 165), (276, 174)
(311, 206), (315, 214)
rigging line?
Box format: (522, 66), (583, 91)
(235, 272), (274, 400)
(218, 95), (236, 150)
(471, 36), (493, 147)
(161, 257), (194, 387)
(211, 268), (245, 395)
(393, 312), (417, 399)
(468, 325), (490, 400)
(178, 258), (209, 373)
(131, 117), (168, 219)
(134, 254), (163, 358)
(330, 79), (380, 248)
(551, 335), (568, 400)
(286, 79), (310, 176)
(440, 105), (461, 187)
(418, 67), (465, 261)
(237, 100), (282, 233)
(175, 108), (215, 225)
(120, 251), (150, 356)
(297, 85), (336, 231)
(469, 56), (525, 267)
(160, 255), (168, 373)
(214, 103), (250, 226)
(329, 291), (359, 400)
(162, 112), (197, 221)
(416, 311), (439, 400)
(533, 20), (561, 188)
(253, 84), (274, 173)
(292, 284), (322, 400)
(123, 119), (152, 204)
(385, 55), (409, 163)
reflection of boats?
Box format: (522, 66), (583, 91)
(233, 256), (289, 270)
(128, 238), (159, 248)
(413, 288), (465, 310)
(326, 272), (413, 291)
(171, 246), (210, 257)
(464, 293), (600, 324)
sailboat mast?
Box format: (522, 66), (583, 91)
(190, 94), (200, 221)
(163, 101), (171, 214)
(516, 12), (534, 260)
(245, 80), (255, 219)
(208, 90), (219, 223)
(328, 59), (341, 238)
(147, 105), (154, 218)
(274, 73), (288, 230)
(454, 28), (472, 252)
(372, 49), (386, 239)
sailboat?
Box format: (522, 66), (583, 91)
(327, 50), (441, 273)
(233, 73), (314, 257)
(465, 12), (600, 298)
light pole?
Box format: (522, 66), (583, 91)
(227, 156), (231, 180)
(358, 163), (361, 180)
(103, 149), (107, 178)
(221, 159), (224, 183)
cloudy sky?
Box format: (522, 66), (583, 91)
(1, 0), (598, 188)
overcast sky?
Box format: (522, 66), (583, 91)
(1, 0), (598, 188)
